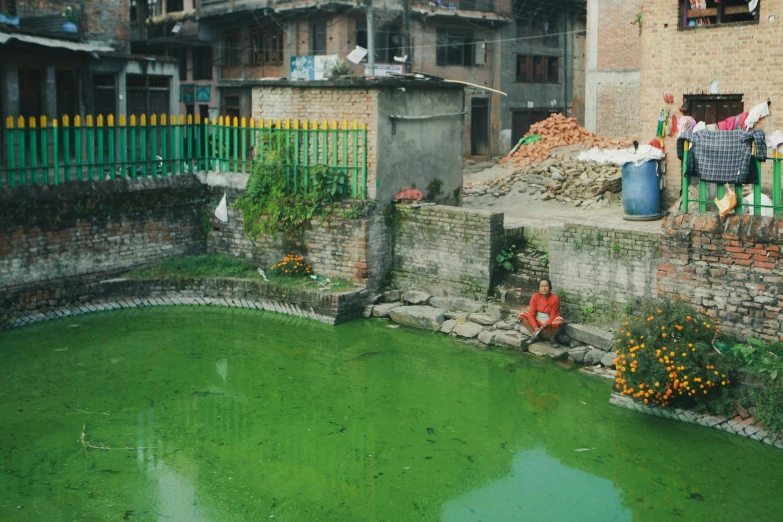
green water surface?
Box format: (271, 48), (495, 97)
(1, 307), (781, 521)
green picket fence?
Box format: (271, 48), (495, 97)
(1, 114), (369, 199)
(681, 142), (783, 216)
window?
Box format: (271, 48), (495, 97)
(311, 21), (327, 56)
(436, 28), (475, 66)
(193, 46), (213, 80)
(516, 11), (561, 47)
(356, 21), (402, 63)
(1, 0), (16, 16)
(224, 35), (240, 67)
(680, 0), (759, 28)
(126, 74), (170, 116)
(93, 74), (116, 117)
(684, 95), (743, 124)
(170, 48), (187, 81)
(251, 25), (284, 65)
(515, 55), (559, 83)
(166, 0), (183, 12)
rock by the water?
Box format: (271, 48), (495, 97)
(563, 324), (614, 350)
(495, 321), (517, 330)
(444, 312), (468, 320)
(468, 313), (497, 326)
(440, 319), (458, 334)
(600, 351), (616, 368)
(495, 331), (525, 349)
(482, 304), (505, 320)
(568, 346), (589, 363)
(402, 291), (431, 305)
(373, 302), (402, 318)
(478, 329), (497, 345)
(383, 290), (402, 302)
(389, 306), (446, 331)
(453, 322), (484, 339)
(583, 347), (608, 365)
(362, 305), (374, 318)
(529, 342), (569, 360)
(429, 297), (483, 314)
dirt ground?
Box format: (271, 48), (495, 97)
(461, 160), (664, 233)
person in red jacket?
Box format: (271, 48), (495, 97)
(518, 279), (565, 345)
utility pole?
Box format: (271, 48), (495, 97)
(401, 0), (412, 73)
(366, 0), (376, 73)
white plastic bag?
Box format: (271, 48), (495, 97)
(215, 193), (228, 223)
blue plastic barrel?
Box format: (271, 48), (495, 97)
(621, 160), (661, 221)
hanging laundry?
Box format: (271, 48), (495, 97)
(677, 129), (767, 184)
(744, 101), (770, 130)
(693, 121), (707, 133)
(767, 130), (783, 153)
(677, 116), (696, 138)
(738, 112), (749, 129)
(717, 115), (737, 131)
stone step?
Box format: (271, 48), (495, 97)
(563, 323), (615, 351)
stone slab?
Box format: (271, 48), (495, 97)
(600, 351), (616, 368)
(468, 313), (498, 326)
(583, 347), (608, 366)
(528, 342), (569, 360)
(373, 302), (403, 318)
(563, 324), (614, 351)
(389, 306), (446, 331)
(403, 291), (431, 305)
(495, 331), (525, 349)
(440, 319), (458, 334)
(429, 297), (483, 314)
(453, 322), (484, 339)
(477, 329), (497, 345)
(568, 346), (589, 363)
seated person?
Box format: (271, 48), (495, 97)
(518, 278), (565, 345)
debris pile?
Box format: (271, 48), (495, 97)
(463, 157), (623, 209)
(500, 113), (633, 168)
(463, 113), (634, 208)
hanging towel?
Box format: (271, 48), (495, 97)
(215, 193), (228, 223)
(744, 102), (770, 130)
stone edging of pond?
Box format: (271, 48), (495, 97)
(1, 277), (369, 329)
(610, 392), (783, 451)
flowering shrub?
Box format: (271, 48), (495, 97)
(269, 255), (311, 277)
(614, 298), (733, 407)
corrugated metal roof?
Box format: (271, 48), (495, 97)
(0, 30), (113, 53)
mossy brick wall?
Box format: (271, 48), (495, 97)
(391, 205), (504, 299)
(659, 213), (783, 342)
(206, 191), (371, 286)
(0, 177), (206, 292)
(549, 224), (660, 321)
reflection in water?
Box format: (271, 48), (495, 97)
(442, 449), (631, 522)
(215, 358), (228, 383)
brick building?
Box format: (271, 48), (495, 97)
(587, 0), (778, 202)
(136, 0), (586, 158)
(0, 0), (179, 133)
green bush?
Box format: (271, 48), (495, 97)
(614, 298), (734, 407)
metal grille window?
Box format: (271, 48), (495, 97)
(515, 11), (561, 47)
(251, 26), (284, 65)
(515, 54), (559, 83)
(224, 35), (240, 66)
(356, 22), (402, 63)
(436, 28), (475, 66)
(93, 73), (116, 117)
(311, 21), (326, 56)
(126, 74), (170, 116)
(193, 46), (213, 80)
(681, 0), (759, 28)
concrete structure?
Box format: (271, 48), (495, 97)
(247, 79), (465, 203)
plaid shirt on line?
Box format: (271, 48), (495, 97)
(676, 129), (767, 183)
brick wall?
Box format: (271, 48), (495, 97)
(206, 191), (371, 285)
(549, 224), (660, 322)
(84, 0), (131, 51)
(0, 177), (205, 291)
(658, 213), (783, 342)
(595, 83), (641, 138)
(251, 85), (379, 198)
(636, 0), (782, 202)
(596, 0), (643, 70)
(391, 205), (504, 299)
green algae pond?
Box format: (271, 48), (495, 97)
(1, 307), (782, 521)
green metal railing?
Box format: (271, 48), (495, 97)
(2, 114), (369, 199)
(681, 141), (783, 216)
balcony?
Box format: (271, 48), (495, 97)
(411, 0), (511, 20)
(5, 2), (84, 41)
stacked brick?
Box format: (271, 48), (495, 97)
(658, 213), (783, 342)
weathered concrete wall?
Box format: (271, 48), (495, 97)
(375, 87), (464, 205)
(0, 177), (206, 290)
(391, 205), (504, 299)
(549, 224), (660, 322)
(250, 80), (464, 204)
(659, 213), (783, 342)
(206, 191), (372, 286)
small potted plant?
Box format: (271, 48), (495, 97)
(62, 6), (79, 34)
